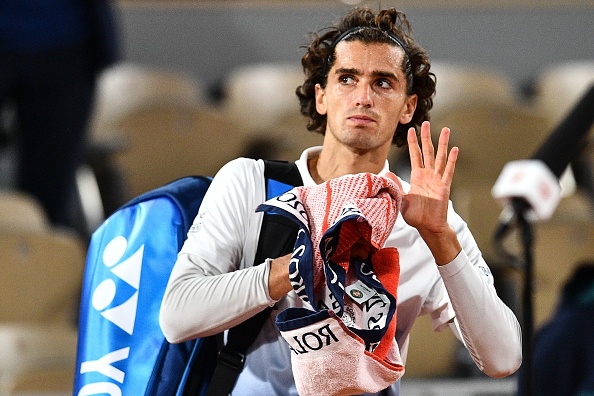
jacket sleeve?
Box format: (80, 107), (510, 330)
(159, 158), (278, 343)
(438, 207), (522, 378)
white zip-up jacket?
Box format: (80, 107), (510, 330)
(160, 147), (522, 395)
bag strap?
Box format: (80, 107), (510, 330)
(204, 160), (303, 396)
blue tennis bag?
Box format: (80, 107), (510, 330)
(73, 175), (212, 396)
(73, 160), (303, 396)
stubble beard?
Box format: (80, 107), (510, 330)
(339, 126), (386, 152)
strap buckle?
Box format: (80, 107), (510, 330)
(217, 346), (246, 371)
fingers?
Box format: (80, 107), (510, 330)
(435, 126), (451, 174)
(443, 146), (459, 186)
(407, 127), (423, 169)
(420, 121), (435, 169)
(408, 121), (435, 169)
(435, 126), (458, 186)
(407, 121), (458, 183)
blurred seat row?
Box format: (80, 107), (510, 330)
(0, 191), (85, 394)
(89, 59), (594, 208)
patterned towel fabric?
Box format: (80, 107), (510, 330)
(257, 172), (405, 395)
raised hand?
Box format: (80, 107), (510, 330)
(393, 121), (461, 264)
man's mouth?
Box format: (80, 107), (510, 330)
(348, 114), (376, 125)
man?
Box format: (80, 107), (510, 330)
(160, 7), (522, 395)
(0, 0), (118, 228)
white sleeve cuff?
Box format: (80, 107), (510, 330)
(436, 249), (468, 278)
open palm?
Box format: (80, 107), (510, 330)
(399, 121), (458, 236)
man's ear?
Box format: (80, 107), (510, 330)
(315, 83), (327, 115)
(399, 94), (418, 124)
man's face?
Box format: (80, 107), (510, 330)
(315, 40), (417, 152)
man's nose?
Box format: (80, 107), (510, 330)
(355, 83), (373, 107)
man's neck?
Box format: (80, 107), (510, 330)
(308, 143), (389, 184)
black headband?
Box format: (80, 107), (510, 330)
(323, 26), (411, 77)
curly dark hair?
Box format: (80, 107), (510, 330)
(296, 7), (436, 147)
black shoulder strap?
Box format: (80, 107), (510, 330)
(203, 160), (303, 396)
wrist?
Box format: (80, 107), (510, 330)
(419, 226), (462, 266)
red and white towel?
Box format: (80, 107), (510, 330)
(258, 172), (405, 395)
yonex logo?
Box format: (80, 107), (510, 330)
(91, 236), (144, 335)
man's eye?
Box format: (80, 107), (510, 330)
(339, 75), (354, 84)
(377, 79), (392, 89)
